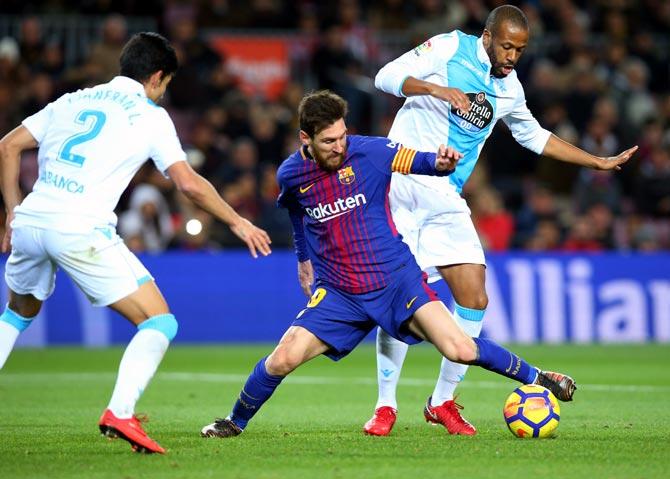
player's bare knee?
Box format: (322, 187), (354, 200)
(456, 339), (478, 363)
(265, 347), (300, 376)
(8, 297), (42, 319)
(458, 293), (488, 310)
(443, 336), (477, 363)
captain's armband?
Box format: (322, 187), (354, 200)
(390, 146), (418, 174)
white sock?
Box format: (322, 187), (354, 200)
(107, 328), (169, 419)
(375, 327), (409, 410)
(0, 321), (21, 369)
(430, 306), (485, 406)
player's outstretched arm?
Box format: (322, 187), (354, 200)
(435, 144), (463, 171)
(167, 161), (272, 258)
(0, 126), (37, 253)
(401, 77), (471, 112)
(543, 134), (638, 171)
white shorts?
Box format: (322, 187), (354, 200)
(5, 225), (152, 306)
(390, 174), (485, 283)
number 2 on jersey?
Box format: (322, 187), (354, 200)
(58, 109), (107, 167)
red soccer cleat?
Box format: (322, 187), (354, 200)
(423, 397), (477, 435)
(98, 409), (166, 454)
(363, 406), (397, 436)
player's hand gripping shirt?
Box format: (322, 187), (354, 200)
(375, 30), (551, 198)
(277, 135), (453, 294)
(15, 76), (186, 233)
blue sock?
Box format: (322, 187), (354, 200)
(229, 357), (284, 429)
(472, 337), (538, 384)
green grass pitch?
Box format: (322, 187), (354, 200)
(1, 344), (669, 478)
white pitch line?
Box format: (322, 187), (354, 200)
(1, 371), (669, 393)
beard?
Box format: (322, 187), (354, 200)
(486, 46), (512, 78)
(314, 148), (347, 172)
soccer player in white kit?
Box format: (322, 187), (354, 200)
(0, 32), (271, 453)
(360, 5), (637, 436)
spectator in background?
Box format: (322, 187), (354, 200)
(220, 91), (252, 139)
(36, 39), (65, 83)
(562, 215), (604, 252)
(514, 184), (560, 248)
(118, 184), (175, 253)
(410, 0), (467, 42)
(525, 59), (562, 115)
(183, 120), (228, 187)
(631, 223), (662, 252)
(586, 202), (617, 250)
(548, 21), (589, 67)
(18, 72), (56, 118)
(617, 58), (657, 136)
(574, 169), (623, 215)
(89, 15), (128, 81)
(244, 0), (298, 29)
(0, 37), (21, 83)
(196, 0), (247, 29)
(581, 116), (619, 161)
(635, 147), (670, 217)
(525, 218), (563, 251)
(368, 0), (412, 31)
(595, 41), (628, 89)
(534, 101), (580, 194)
(310, 23), (358, 92)
(256, 163), (292, 246)
(630, 32), (669, 94)
(0, 1), (668, 253)
(166, 16), (221, 111)
(309, 22), (372, 132)
(334, 0), (378, 69)
(471, 186), (514, 251)
(564, 59), (600, 132)
(250, 105), (286, 166)
(17, 16), (44, 71)
(0, 38), (23, 133)
(65, 15), (128, 87)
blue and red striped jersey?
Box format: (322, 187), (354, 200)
(277, 135), (452, 294)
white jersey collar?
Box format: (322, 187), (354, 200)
(476, 36), (491, 68)
(109, 76), (147, 98)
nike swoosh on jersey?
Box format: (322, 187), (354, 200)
(299, 183), (315, 193)
(406, 296), (418, 309)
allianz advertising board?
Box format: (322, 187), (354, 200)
(3, 251), (668, 346)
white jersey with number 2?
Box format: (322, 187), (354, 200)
(15, 76), (186, 233)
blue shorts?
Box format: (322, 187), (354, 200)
(292, 263), (439, 361)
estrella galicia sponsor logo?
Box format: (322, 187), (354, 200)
(450, 91), (494, 132)
(39, 169), (85, 193)
(305, 193), (367, 222)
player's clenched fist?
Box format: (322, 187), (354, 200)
(435, 144), (462, 171)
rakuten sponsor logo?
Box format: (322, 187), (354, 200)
(305, 193), (367, 222)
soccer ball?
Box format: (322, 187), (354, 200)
(503, 384), (560, 438)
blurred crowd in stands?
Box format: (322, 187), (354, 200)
(1, 0), (669, 253)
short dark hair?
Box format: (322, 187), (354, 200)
(119, 32), (178, 83)
(485, 5), (529, 36)
(298, 90), (348, 138)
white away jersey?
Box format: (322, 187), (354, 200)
(375, 30), (551, 199)
(15, 76), (186, 233)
